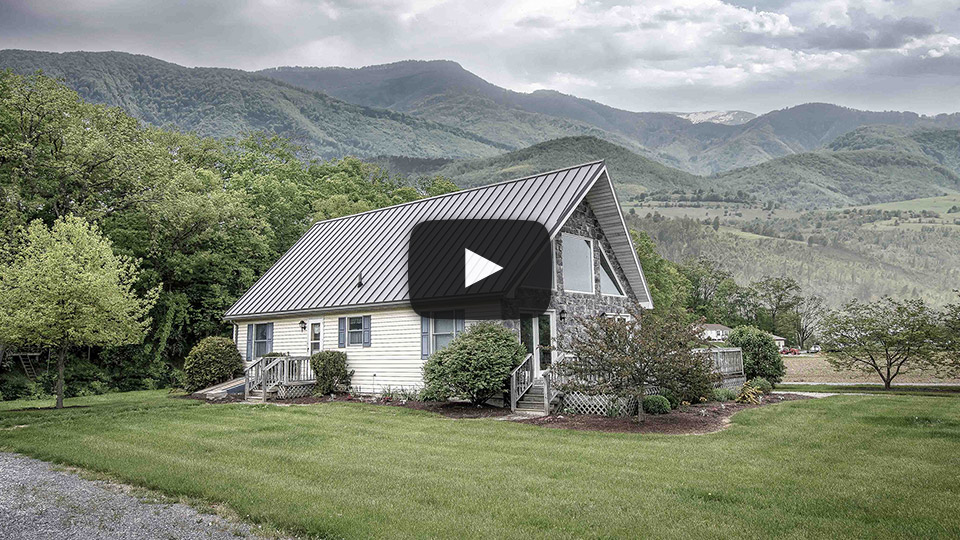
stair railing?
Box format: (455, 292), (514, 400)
(509, 353), (534, 412)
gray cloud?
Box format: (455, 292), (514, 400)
(0, 0), (958, 114)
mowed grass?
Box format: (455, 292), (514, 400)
(2, 391), (959, 538)
(778, 384), (960, 397)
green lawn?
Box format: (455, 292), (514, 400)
(2, 391), (959, 538)
(778, 383), (960, 397)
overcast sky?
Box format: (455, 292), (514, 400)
(2, 0), (959, 114)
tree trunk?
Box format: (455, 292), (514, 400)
(883, 378), (892, 390)
(55, 346), (66, 409)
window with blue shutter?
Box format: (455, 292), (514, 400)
(421, 314), (431, 359)
(246, 324), (254, 361)
(338, 317), (346, 348)
(362, 315), (371, 347)
(252, 323), (273, 358)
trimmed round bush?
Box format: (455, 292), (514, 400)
(183, 337), (243, 392)
(660, 388), (680, 410)
(423, 322), (527, 405)
(310, 351), (354, 395)
(749, 377), (773, 394)
(727, 326), (785, 385)
(642, 395), (671, 415)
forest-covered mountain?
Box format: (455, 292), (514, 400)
(827, 126), (960, 175)
(260, 60), (960, 174)
(0, 50), (505, 160)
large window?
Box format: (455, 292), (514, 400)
(432, 311), (456, 351)
(562, 233), (594, 293)
(348, 316), (364, 346)
(252, 323), (273, 358)
(599, 248), (625, 296)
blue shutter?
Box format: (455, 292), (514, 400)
(455, 310), (465, 336)
(338, 317), (346, 348)
(421, 314), (431, 359)
(362, 315), (371, 347)
(266, 323), (274, 354)
(246, 324), (254, 361)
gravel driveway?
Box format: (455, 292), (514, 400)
(0, 452), (276, 539)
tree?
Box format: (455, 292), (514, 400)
(422, 322), (526, 405)
(559, 305), (708, 421)
(792, 295), (824, 349)
(631, 230), (691, 315)
(821, 298), (943, 389)
(727, 326), (785, 384)
(753, 277), (801, 335)
(0, 216), (158, 407)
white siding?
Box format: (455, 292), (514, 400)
(235, 307), (425, 393)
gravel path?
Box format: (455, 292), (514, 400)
(0, 452), (277, 539)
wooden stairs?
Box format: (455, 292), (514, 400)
(514, 380), (547, 414)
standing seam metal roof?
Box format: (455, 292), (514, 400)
(225, 161), (648, 319)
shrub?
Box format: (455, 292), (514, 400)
(727, 326), (785, 385)
(712, 387), (737, 402)
(749, 377), (773, 394)
(660, 388), (680, 410)
(736, 382), (763, 404)
(310, 351), (353, 395)
(657, 350), (719, 404)
(423, 322), (526, 405)
(642, 395), (671, 415)
(183, 337), (243, 392)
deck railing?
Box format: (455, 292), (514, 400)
(509, 353), (534, 412)
(693, 347), (744, 377)
(244, 355), (316, 402)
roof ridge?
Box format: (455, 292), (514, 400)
(308, 160), (605, 228)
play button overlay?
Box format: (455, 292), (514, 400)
(409, 219), (552, 319)
(464, 249), (503, 288)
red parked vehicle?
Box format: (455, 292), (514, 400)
(780, 347), (800, 355)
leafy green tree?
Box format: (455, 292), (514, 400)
(559, 306), (708, 421)
(631, 230), (691, 316)
(822, 298), (945, 389)
(0, 216), (158, 407)
(727, 326), (785, 385)
(422, 322), (526, 405)
(753, 277), (801, 335)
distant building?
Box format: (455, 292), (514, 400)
(771, 334), (787, 349)
(701, 323), (732, 342)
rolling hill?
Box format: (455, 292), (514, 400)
(0, 50), (505, 160)
(435, 135), (960, 210)
(827, 125), (960, 175)
(432, 136), (700, 197)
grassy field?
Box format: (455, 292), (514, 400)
(777, 384), (960, 397)
(2, 391), (959, 538)
(783, 354), (960, 384)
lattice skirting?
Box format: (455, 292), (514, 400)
(276, 384), (315, 400)
(559, 392), (637, 418)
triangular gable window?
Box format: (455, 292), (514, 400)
(599, 249), (624, 296)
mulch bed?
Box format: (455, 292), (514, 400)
(514, 393), (811, 435)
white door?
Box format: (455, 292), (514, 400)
(519, 312), (555, 377)
(307, 319), (324, 356)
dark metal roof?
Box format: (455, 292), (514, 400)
(225, 161), (651, 319)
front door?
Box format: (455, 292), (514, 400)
(519, 312), (554, 377)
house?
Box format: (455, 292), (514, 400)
(771, 334), (787, 349)
(224, 161), (653, 408)
(700, 323), (732, 342)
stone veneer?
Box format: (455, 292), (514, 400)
(502, 199), (641, 343)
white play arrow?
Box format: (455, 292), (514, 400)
(464, 248), (503, 288)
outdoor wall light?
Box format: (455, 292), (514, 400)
(559, 309), (567, 322)
(299, 320), (307, 332)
